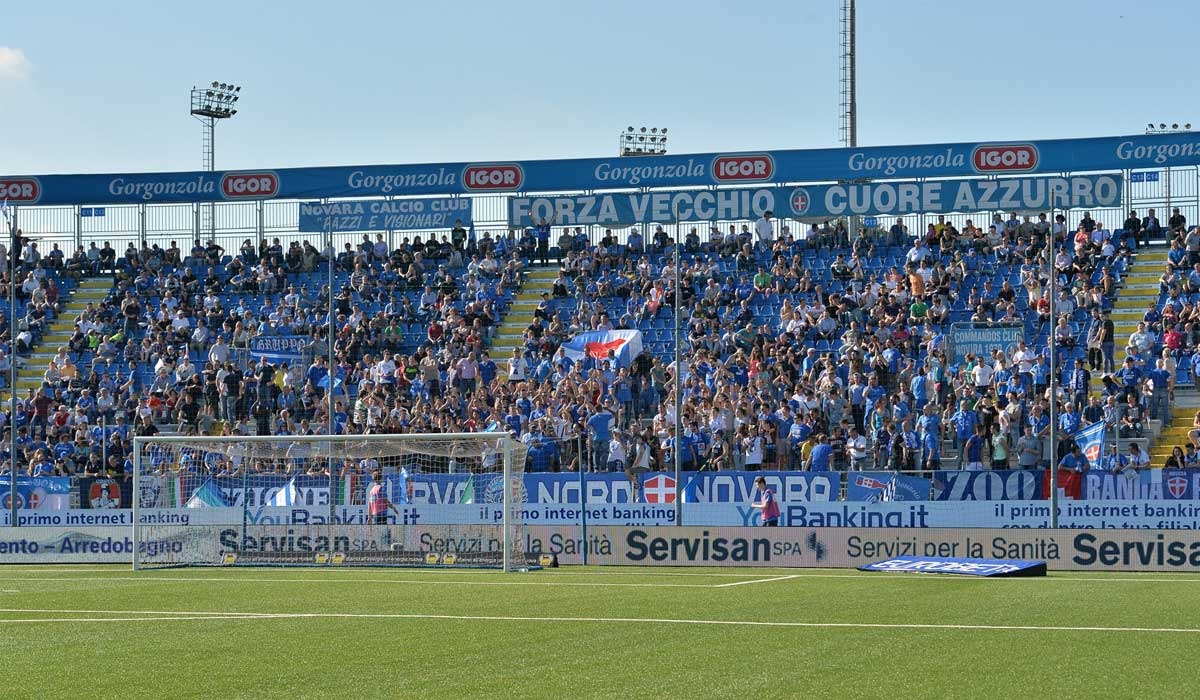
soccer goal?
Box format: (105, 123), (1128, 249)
(131, 433), (531, 571)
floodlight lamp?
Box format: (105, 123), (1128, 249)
(1186, 124), (1193, 130)
(211, 81), (219, 88)
(1148, 123), (1156, 129)
(1173, 123), (1180, 130)
(661, 128), (667, 134)
(640, 127), (647, 133)
(1160, 123), (1167, 129)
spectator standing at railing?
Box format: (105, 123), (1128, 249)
(1169, 208), (1187, 236)
(1146, 358), (1172, 422)
(533, 215), (554, 265)
(1142, 208), (1163, 245)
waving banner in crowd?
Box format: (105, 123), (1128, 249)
(560, 330), (643, 366)
(0, 477), (72, 510)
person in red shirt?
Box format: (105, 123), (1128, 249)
(1164, 324), (1184, 354)
(752, 476), (780, 527)
(367, 470), (400, 525)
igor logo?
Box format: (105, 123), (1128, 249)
(789, 187), (811, 215)
(220, 172), (279, 198)
(1168, 476), (1188, 499)
(462, 164), (523, 191)
(972, 144), (1038, 172)
(712, 154), (774, 182)
(0, 178), (41, 203)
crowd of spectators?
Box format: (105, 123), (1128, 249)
(3, 205), (1200, 484)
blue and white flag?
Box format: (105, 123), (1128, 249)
(561, 330), (644, 367)
(268, 478), (300, 507)
(185, 479), (230, 508)
(1074, 421), (1105, 467)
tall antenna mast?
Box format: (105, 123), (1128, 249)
(839, 0), (857, 147)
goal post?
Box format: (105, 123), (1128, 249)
(131, 433), (531, 572)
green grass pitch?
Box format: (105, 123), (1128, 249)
(0, 565), (1197, 699)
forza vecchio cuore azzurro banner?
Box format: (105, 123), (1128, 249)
(0, 133), (1181, 206)
(508, 174), (1123, 226)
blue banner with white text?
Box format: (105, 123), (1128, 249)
(0, 134), (1182, 206)
(1083, 469), (1200, 500)
(931, 470), (1043, 501)
(248, 335), (308, 361)
(846, 472), (933, 502)
(951, 324), (1025, 365)
(298, 197), (472, 232)
(508, 175), (1123, 226)
(0, 476), (73, 510)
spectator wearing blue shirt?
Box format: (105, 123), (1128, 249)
(962, 425), (987, 471)
(533, 215), (554, 265)
(1058, 444), (1090, 473)
(807, 434), (832, 472)
(586, 404), (613, 472)
(1146, 358), (1172, 421)
(1069, 359), (1091, 408)
(1118, 356), (1143, 401)
(909, 371), (930, 412)
(949, 399), (978, 461)
(1026, 351), (1047, 388)
(478, 352), (498, 386)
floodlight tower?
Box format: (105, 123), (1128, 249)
(1144, 122), (1192, 214)
(190, 81), (243, 237)
(618, 126), (668, 157)
(840, 0), (857, 148)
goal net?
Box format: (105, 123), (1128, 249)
(131, 433), (531, 571)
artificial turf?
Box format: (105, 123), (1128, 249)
(0, 565), (1195, 699)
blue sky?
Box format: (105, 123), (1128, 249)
(2, 0), (1198, 175)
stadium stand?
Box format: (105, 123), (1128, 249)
(3, 210), (1200, 484)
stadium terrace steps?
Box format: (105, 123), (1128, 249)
(1109, 247), (1163, 348)
(1151, 402), (1200, 461)
(11, 277), (113, 397)
(493, 266), (558, 378)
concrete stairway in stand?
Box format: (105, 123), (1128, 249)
(9, 277), (114, 401)
(1110, 244), (1183, 465)
(1109, 245), (1165, 350)
(490, 267), (558, 379)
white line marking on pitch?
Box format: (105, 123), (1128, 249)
(0, 567), (776, 580)
(1, 610), (1197, 634)
(0, 576), (717, 589)
(10, 572), (1200, 586)
(0, 615), (278, 624)
(714, 575), (801, 588)
(0, 608), (266, 617)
